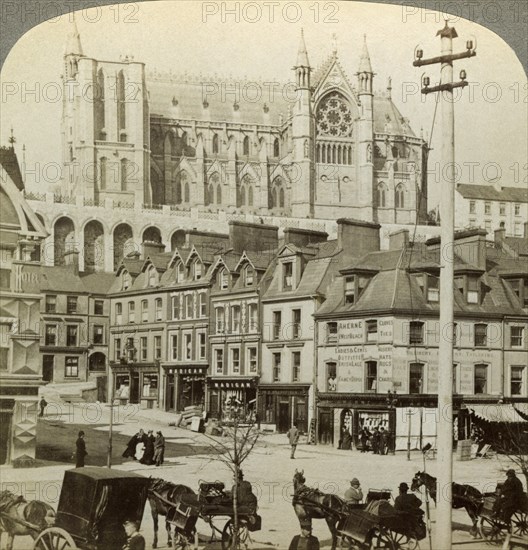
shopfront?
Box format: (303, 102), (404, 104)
(208, 377), (258, 423)
(111, 363), (160, 408)
(164, 366), (207, 413)
(258, 384), (310, 433)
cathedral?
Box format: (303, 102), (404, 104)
(32, 21), (428, 272)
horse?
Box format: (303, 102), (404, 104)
(0, 490), (55, 550)
(410, 471), (483, 536)
(148, 478), (197, 548)
(292, 470), (350, 550)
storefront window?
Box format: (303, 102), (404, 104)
(143, 375), (158, 398)
(115, 375), (130, 399)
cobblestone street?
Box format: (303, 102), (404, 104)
(1, 403), (526, 549)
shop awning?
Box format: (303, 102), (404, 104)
(469, 404), (528, 423)
(514, 403), (528, 421)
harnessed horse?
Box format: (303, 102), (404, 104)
(0, 490), (55, 550)
(292, 470), (350, 550)
(148, 478), (196, 548)
(410, 471), (483, 536)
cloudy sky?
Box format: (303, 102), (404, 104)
(1, 1), (526, 208)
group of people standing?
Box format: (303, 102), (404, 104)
(359, 425), (391, 454)
(123, 429), (165, 466)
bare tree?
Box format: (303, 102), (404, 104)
(491, 422), (528, 489)
(204, 416), (260, 548)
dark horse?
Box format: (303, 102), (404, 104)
(0, 490), (55, 550)
(148, 478), (197, 548)
(411, 471), (483, 536)
(292, 470), (350, 550)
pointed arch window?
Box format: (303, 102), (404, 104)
(377, 182), (387, 207)
(100, 157), (107, 190)
(212, 133), (219, 154)
(239, 185), (246, 207)
(248, 186), (253, 207)
(117, 70), (126, 140)
(273, 138), (280, 158)
(95, 69), (105, 140)
(120, 159), (129, 191)
(243, 136), (250, 156)
(395, 184), (405, 209)
(279, 188), (285, 208)
(216, 183), (222, 205)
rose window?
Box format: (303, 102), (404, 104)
(316, 92), (353, 138)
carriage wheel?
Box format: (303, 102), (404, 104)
(221, 519), (250, 550)
(34, 527), (77, 550)
(173, 530), (195, 550)
(511, 511), (528, 537)
(369, 527), (418, 550)
(479, 516), (506, 544)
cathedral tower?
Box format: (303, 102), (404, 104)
(356, 36), (375, 217)
(61, 16), (150, 205)
(291, 30), (315, 218)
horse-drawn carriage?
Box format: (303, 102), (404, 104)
(149, 479), (261, 550)
(34, 468), (150, 550)
(0, 468), (150, 550)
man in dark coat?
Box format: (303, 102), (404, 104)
(495, 469), (524, 522)
(75, 430), (87, 467)
(154, 431), (165, 466)
(122, 520), (145, 550)
(360, 427), (370, 453)
(288, 527), (320, 550)
(371, 427), (380, 454)
(379, 427), (388, 455)
(394, 483), (423, 515)
(39, 397), (47, 417)
(123, 432), (139, 459)
(287, 423), (300, 459)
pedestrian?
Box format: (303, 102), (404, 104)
(394, 482), (423, 515)
(494, 469), (524, 523)
(154, 431), (165, 466)
(140, 430), (155, 465)
(360, 426), (370, 453)
(371, 427), (380, 455)
(379, 427), (388, 455)
(344, 478), (363, 504)
(135, 429), (148, 461)
(123, 431), (140, 459)
(287, 422), (300, 459)
(75, 430), (87, 468)
(122, 519), (145, 550)
(288, 526), (320, 550)
(39, 396), (47, 417)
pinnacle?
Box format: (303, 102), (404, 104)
(296, 28), (310, 68)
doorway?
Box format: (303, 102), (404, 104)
(130, 373), (140, 404)
(278, 400), (290, 433)
(166, 374), (175, 411)
(318, 410), (334, 445)
(43, 355), (54, 382)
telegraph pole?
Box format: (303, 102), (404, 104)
(413, 22), (476, 548)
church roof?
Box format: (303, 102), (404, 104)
(373, 95), (416, 137)
(147, 75), (290, 126)
(456, 184), (528, 203)
(0, 146), (24, 190)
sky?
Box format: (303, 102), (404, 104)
(1, 0), (526, 209)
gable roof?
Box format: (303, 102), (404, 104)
(456, 184), (528, 203)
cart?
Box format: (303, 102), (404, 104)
(163, 480), (261, 550)
(33, 467), (150, 550)
(478, 491), (528, 545)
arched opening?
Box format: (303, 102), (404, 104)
(340, 408), (353, 450)
(150, 168), (164, 205)
(377, 183), (387, 208)
(270, 176), (284, 210)
(171, 230), (186, 251)
(395, 184), (405, 209)
(113, 223), (134, 269)
(84, 220), (105, 272)
(212, 133), (219, 154)
(89, 352), (106, 372)
(95, 69), (105, 140)
(117, 70), (126, 141)
(273, 138), (280, 158)
(243, 136), (250, 156)
(53, 216), (75, 266)
(216, 183), (222, 205)
(143, 226), (161, 243)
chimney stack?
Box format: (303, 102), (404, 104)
(336, 219), (381, 256)
(283, 227), (328, 248)
(229, 221), (279, 255)
(388, 229), (409, 250)
(426, 228), (487, 270)
(142, 241), (165, 259)
(494, 227), (506, 244)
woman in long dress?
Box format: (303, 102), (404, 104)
(135, 429), (147, 461)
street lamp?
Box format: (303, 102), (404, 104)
(386, 390), (398, 455)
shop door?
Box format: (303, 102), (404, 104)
(166, 375), (175, 411)
(318, 410), (334, 445)
(294, 397), (307, 433)
(130, 373), (140, 404)
(278, 400), (290, 433)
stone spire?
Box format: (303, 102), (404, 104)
(358, 34), (372, 73)
(65, 13), (83, 56)
(296, 28), (310, 67)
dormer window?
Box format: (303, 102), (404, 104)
(176, 262), (185, 283)
(245, 265), (254, 286)
(147, 266), (157, 287)
(122, 271), (131, 290)
(344, 275), (370, 305)
(427, 275), (439, 302)
(194, 261), (203, 281)
(507, 278), (528, 308)
(467, 277), (479, 304)
(220, 269), (228, 290)
(283, 262), (293, 290)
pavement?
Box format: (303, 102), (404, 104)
(1, 401), (527, 550)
